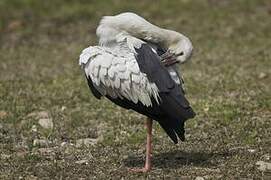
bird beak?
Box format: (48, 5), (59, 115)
(160, 51), (184, 66)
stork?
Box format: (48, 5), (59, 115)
(79, 12), (195, 172)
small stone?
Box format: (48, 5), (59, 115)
(195, 177), (204, 180)
(16, 151), (27, 158)
(248, 149), (256, 153)
(0, 111), (7, 119)
(263, 154), (270, 161)
(122, 155), (128, 160)
(76, 138), (98, 147)
(61, 142), (68, 147)
(75, 159), (88, 164)
(27, 111), (49, 119)
(31, 125), (38, 132)
(256, 161), (271, 172)
(203, 106), (209, 112)
(38, 118), (53, 129)
(61, 106), (67, 111)
(33, 139), (50, 147)
(258, 72), (267, 79)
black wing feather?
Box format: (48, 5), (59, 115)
(135, 44), (192, 110)
(134, 44), (195, 142)
(135, 44), (174, 92)
(85, 75), (102, 99)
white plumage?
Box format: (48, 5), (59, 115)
(80, 43), (160, 107)
(79, 12), (193, 107)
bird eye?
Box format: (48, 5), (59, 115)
(176, 52), (184, 56)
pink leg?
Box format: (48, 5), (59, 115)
(129, 118), (153, 173)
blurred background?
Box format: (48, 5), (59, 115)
(0, 0), (270, 179)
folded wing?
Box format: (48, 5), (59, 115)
(79, 45), (160, 107)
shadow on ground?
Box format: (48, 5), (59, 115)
(123, 150), (233, 169)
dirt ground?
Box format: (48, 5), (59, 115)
(0, 0), (270, 179)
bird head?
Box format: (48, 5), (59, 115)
(167, 35), (193, 64)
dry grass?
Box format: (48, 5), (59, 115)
(0, 0), (270, 179)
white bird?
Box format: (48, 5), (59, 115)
(79, 12), (195, 172)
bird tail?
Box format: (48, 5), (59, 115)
(157, 91), (195, 144)
(158, 118), (186, 144)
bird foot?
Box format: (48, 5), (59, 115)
(128, 166), (151, 173)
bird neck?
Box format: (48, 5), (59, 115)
(155, 29), (183, 48)
(129, 25), (182, 50)
(97, 13), (184, 49)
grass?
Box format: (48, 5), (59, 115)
(0, 0), (271, 179)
